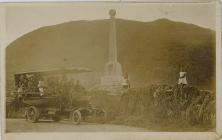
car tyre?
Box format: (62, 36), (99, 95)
(26, 106), (39, 123)
(71, 110), (81, 125)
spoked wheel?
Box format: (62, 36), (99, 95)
(70, 110), (81, 125)
(26, 106), (39, 123)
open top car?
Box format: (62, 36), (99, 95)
(7, 67), (106, 124)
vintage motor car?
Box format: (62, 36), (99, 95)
(9, 67), (107, 124)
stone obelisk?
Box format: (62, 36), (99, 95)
(108, 9), (118, 63)
(100, 9), (127, 89)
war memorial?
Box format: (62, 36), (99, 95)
(5, 6), (216, 133)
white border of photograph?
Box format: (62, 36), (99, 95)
(0, 1), (221, 140)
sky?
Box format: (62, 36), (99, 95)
(4, 2), (216, 46)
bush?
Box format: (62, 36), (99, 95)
(116, 84), (215, 128)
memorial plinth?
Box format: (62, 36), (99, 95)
(100, 9), (128, 91)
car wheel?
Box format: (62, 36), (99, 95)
(71, 110), (81, 125)
(26, 106), (39, 123)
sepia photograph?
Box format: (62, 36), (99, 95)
(0, 1), (221, 140)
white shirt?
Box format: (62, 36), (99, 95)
(178, 72), (187, 85)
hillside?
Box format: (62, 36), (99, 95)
(6, 18), (216, 90)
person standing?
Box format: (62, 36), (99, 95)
(178, 67), (188, 86)
(178, 66), (188, 100)
(38, 77), (45, 96)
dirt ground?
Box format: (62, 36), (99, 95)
(6, 119), (149, 132)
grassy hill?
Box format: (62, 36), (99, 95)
(6, 18), (215, 90)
